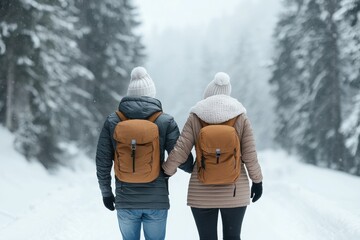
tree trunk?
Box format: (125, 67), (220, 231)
(5, 47), (14, 131)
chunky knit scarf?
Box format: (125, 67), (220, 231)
(190, 94), (246, 124)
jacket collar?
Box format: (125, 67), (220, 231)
(118, 96), (162, 119)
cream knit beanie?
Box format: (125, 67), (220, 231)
(203, 72), (232, 99)
(126, 66), (156, 98)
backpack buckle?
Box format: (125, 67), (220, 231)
(131, 139), (136, 150)
(216, 149), (221, 157)
(216, 149), (221, 164)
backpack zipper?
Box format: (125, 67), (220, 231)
(131, 139), (136, 173)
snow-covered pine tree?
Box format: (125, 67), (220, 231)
(1, 0), (144, 167)
(30, 0), (95, 167)
(76, 0), (144, 153)
(271, 0), (351, 172)
(0, 0), (48, 162)
(337, 0), (360, 175)
(0, 0), (32, 131)
(269, 0), (310, 155)
(300, 0), (349, 170)
(0, 0), (93, 168)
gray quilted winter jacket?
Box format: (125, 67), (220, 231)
(96, 96), (193, 209)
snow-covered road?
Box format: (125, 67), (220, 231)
(0, 160), (118, 240)
(1, 127), (360, 239)
(243, 151), (360, 240)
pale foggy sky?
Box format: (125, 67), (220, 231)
(134, 0), (245, 35)
(132, 0), (281, 147)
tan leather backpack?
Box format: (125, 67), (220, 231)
(113, 111), (162, 183)
(195, 116), (241, 185)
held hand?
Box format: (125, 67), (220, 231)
(103, 195), (115, 211)
(161, 167), (171, 179)
(250, 182), (263, 203)
(161, 169), (170, 192)
(163, 172), (171, 179)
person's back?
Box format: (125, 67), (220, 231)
(109, 95), (172, 208)
(162, 72), (263, 240)
(95, 67), (193, 240)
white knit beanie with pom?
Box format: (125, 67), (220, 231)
(127, 66), (156, 98)
(203, 72), (232, 99)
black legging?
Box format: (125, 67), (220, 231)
(191, 207), (247, 240)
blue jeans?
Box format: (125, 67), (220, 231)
(117, 209), (168, 240)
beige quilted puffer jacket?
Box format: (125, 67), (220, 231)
(162, 95), (263, 208)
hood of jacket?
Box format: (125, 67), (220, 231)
(118, 96), (162, 119)
(190, 94), (246, 124)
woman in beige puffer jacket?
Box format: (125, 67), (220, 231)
(162, 72), (263, 240)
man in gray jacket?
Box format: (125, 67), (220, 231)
(96, 66), (193, 240)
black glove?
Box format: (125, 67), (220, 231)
(161, 169), (170, 192)
(163, 172), (171, 179)
(161, 166), (171, 179)
(250, 182), (263, 203)
(103, 195), (115, 211)
(178, 153), (194, 173)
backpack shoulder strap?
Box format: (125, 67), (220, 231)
(115, 111), (128, 121)
(115, 111), (162, 122)
(223, 115), (239, 127)
(198, 118), (209, 128)
(193, 114), (209, 128)
(147, 111), (162, 123)
(195, 114), (239, 128)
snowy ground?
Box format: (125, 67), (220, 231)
(1, 127), (360, 240)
